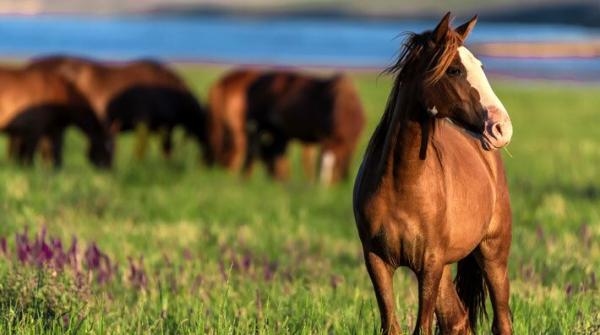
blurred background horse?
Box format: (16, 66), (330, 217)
(0, 65), (113, 168)
(27, 55), (209, 162)
(209, 69), (365, 185)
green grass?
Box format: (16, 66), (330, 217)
(0, 66), (598, 334)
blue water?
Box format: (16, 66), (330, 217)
(0, 14), (599, 81)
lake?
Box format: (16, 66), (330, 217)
(0, 14), (599, 81)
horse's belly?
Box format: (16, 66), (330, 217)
(443, 192), (494, 263)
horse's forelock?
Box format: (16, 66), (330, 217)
(386, 29), (463, 87)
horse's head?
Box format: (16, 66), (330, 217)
(88, 131), (114, 169)
(395, 12), (512, 150)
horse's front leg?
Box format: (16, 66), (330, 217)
(133, 122), (150, 160)
(414, 254), (443, 335)
(435, 265), (469, 335)
(363, 248), (400, 335)
(479, 249), (512, 335)
(48, 131), (65, 168)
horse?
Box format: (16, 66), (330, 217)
(208, 69), (365, 184)
(213, 69), (364, 184)
(0, 66), (113, 168)
(26, 55), (208, 161)
(353, 13), (513, 335)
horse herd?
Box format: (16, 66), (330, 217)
(0, 56), (365, 185)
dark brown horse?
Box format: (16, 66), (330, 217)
(27, 55), (208, 161)
(0, 66), (113, 167)
(208, 68), (365, 184)
(245, 71), (365, 184)
(353, 13), (513, 335)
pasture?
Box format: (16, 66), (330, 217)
(0, 65), (598, 334)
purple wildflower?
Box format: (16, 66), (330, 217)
(263, 260), (278, 281)
(565, 283), (573, 298)
(128, 257), (148, 290)
(241, 252), (252, 272)
(37, 240), (54, 265)
(182, 248), (193, 261)
(15, 228), (31, 263)
(68, 236), (80, 272)
(85, 243), (101, 270)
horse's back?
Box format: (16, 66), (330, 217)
(30, 55), (200, 124)
(209, 68), (260, 120)
(246, 71), (334, 141)
(0, 66), (90, 131)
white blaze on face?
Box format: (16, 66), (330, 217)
(457, 46), (513, 148)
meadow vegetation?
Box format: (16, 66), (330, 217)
(0, 66), (598, 334)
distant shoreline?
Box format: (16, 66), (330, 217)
(140, 3), (600, 28)
(1, 2), (599, 28)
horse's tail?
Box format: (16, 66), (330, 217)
(207, 80), (226, 164)
(455, 253), (488, 333)
(331, 73), (365, 137)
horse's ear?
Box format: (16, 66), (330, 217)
(455, 15), (478, 41)
(432, 12), (452, 43)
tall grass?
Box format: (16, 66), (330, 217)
(0, 67), (598, 334)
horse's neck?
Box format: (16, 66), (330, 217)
(361, 98), (429, 192)
(68, 104), (103, 139)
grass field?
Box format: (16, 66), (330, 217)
(0, 66), (598, 334)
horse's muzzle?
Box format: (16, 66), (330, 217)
(483, 106), (512, 150)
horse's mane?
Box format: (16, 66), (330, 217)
(363, 28), (464, 171)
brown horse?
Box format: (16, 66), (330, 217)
(353, 13), (513, 335)
(0, 66), (113, 167)
(245, 71), (365, 184)
(209, 69), (365, 184)
(27, 55), (208, 161)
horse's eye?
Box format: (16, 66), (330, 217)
(446, 67), (462, 77)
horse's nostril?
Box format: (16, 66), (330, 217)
(487, 121), (513, 149)
(493, 122), (504, 137)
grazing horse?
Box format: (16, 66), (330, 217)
(208, 69), (365, 184)
(353, 13), (513, 335)
(0, 66), (113, 167)
(27, 55), (208, 161)
(245, 70), (365, 184)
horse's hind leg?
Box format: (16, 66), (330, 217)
(435, 265), (469, 335)
(7, 135), (21, 161)
(38, 137), (53, 167)
(319, 141), (353, 185)
(265, 154), (290, 181)
(262, 135), (290, 181)
(363, 248), (400, 335)
(160, 126), (174, 159)
(301, 144), (318, 182)
(415, 256), (443, 335)
(17, 134), (39, 166)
